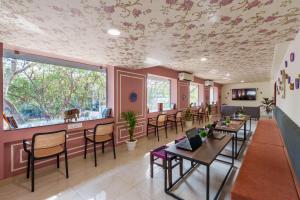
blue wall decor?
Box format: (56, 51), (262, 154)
(295, 78), (299, 89)
(129, 92), (137, 102)
(290, 52), (295, 62)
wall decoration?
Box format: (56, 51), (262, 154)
(129, 92), (137, 102)
(285, 60), (288, 68)
(290, 52), (295, 62)
(295, 78), (299, 89)
(290, 83), (294, 90)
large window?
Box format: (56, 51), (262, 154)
(189, 83), (199, 106)
(3, 55), (107, 129)
(209, 86), (218, 104)
(147, 75), (171, 112)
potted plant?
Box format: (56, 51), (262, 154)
(224, 118), (231, 126)
(199, 129), (208, 142)
(261, 98), (274, 118)
(183, 107), (193, 128)
(207, 104), (212, 122)
(122, 111), (137, 151)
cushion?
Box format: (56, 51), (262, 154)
(252, 120), (284, 146)
(87, 134), (112, 142)
(231, 143), (299, 200)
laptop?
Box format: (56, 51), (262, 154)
(176, 128), (202, 151)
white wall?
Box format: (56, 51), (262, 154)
(273, 32), (300, 126)
(221, 81), (273, 107)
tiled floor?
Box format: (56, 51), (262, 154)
(0, 120), (257, 200)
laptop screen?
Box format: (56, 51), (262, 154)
(186, 128), (202, 150)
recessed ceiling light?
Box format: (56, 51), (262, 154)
(107, 29), (121, 36)
(241, 80), (245, 83)
(226, 73), (230, 77)
(200, 57), (207, 62)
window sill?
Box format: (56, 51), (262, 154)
(3, 116), (114, 132)
(148, 109), (174, 114)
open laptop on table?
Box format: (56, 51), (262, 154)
(176, 128), (202, 151)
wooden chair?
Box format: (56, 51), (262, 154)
(197, 107), (205, 124)
(204, 106), (209, 121)
(23, 130), (68, 192)
(192, 107), (200, 123)
(167, 111), (183, 134)
(84, 122), (116, 167)
(147, 114), (167, 142)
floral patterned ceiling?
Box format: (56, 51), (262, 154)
(0, 0), (300, 83)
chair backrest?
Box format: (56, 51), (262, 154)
(157, 114), (167, 123)
(95, 123), (114, 136)
(33, 130), (66, 150)
(199, 107), (203, 113)
(176, 111), (182, 118)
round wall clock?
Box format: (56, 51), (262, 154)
(129, 92), (137, 102)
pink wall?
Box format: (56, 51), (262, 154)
(0, 44), (222, 179)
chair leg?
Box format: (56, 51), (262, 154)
(181, 121), (184, 132)
(102, 143), (104, 153)
(56, 155), (60, 168)
(163, 160), (167, 190)
(147, 124), (149, 136)
(175, 121), (178, 134)
(165, 125), (168, 138)
(156, 127), (160, 142)
(65, 151), (69, 178)
(31, 157), (34, 192)
(168, 159), (173, 188)
(112, 139), (116, 159)
(93, 142), (97, 167)
(179, 158), (183, 176)
(26, 153), (30, 179)
(84, 138), (87, 159)
(150, 154), (154, 178)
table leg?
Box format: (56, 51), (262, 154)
(232, 137), (234, 166)
(235, 132), (238, 158)
(168, 158), (173, 188)
(206, 165), (210, 200)
(244, 122), (246, 140)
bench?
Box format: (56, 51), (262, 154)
(231, 119), (300, 200)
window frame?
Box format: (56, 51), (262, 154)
(2, 50), (109, 130)
(189, 82), (199, 106)
(147, 74), (172, 113)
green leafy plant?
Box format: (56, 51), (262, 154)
(199, 129), (208, 138)
(207, 104), (212, 115)
(225, 118), (231, 125)
(205, 123), (212, 129)
(261, 97), (273, 114)
(121, 111), (137, 142)
(183, 107), (193, 121)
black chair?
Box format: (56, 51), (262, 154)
(23, 130), (69, 192)
(84, 122), (116, 167)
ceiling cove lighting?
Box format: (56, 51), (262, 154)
(144, 57), (161, 66)
(107, 29), (121, 36)
(241, 80), (245, 83)
(200, 57), (207, 62)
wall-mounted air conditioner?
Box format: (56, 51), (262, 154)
(205, 80), (214, 87)
(178, 72), (194, 81)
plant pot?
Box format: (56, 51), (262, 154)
(208, 115), (213, 122)
(126, 139), (137, 151)
(185, 120), (193, 128)
(201, 136), (207, 143)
